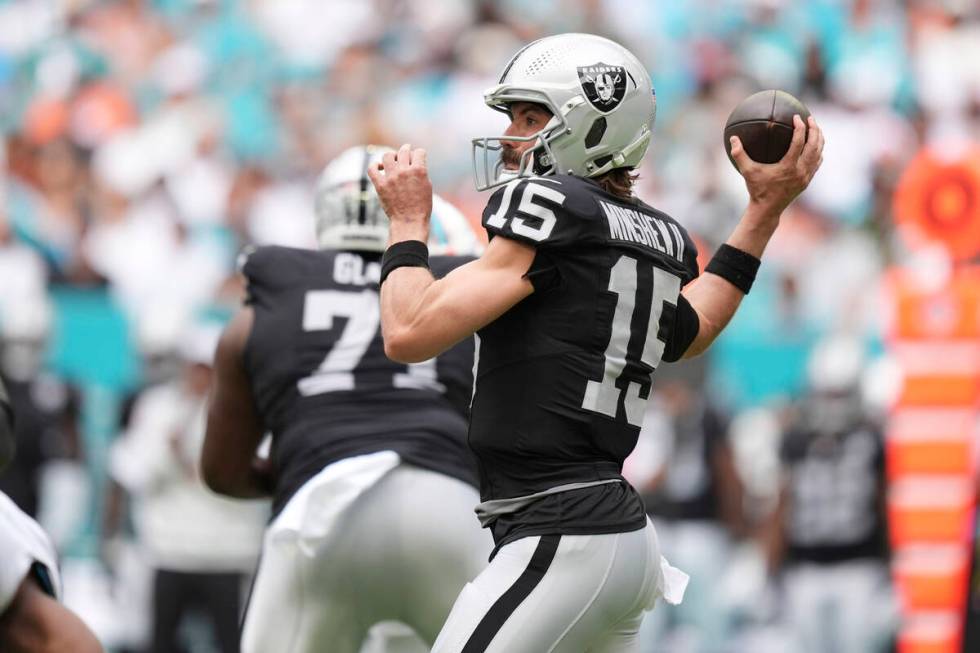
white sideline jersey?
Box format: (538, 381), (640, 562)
(0, 490), (61, 614)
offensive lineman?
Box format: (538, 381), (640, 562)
(201, 145), (491, 652)
(369, 33), (824, 651)
(0, 378), (104, 652)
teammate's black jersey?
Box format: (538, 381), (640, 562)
(471, 174), (700, 546)
(781, 420), (888, 564)
(643, 397), (730, 522)
(242, 246), (477, 515)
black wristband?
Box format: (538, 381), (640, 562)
(380, 240), (430, 284)
(705, 244), (761, 294)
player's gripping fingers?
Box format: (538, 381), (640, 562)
(367, 161), (385, 189)
(729, 135), (754, 173)
(397, 143), (413, 170)
(412, 147), (427, 171)
(382, 150), (398, 178)
(783, 114), (806, 163)
(799, 117), (824, 181)
(800, 117), (822, 161)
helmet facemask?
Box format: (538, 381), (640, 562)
(471, 90), (569, 191)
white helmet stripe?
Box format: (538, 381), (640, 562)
(358, 146), (371, 225)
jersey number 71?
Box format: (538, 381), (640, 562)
(296, 289), (443, 396)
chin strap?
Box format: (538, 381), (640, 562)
(588, 126), (652, 178)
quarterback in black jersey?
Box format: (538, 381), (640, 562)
(201, 145), (491, 653)
(370, 34), (823, 652)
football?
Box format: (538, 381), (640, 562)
(724, 89), (810, 168)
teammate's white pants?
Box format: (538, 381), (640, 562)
(783, 559), (898, 653)
(638, 520), (734, 653)
(432, 519), (687, 653)
(241, 455), (491, 653)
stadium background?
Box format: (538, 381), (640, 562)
(0, 0), (978, 651)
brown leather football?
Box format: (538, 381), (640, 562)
(724, 90), (810, 168)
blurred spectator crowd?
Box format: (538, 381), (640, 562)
(1, 0), (979, 651)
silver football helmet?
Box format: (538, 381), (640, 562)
(472, 33), (656, 191)
(315, 144), (481, 255)
(315, 144), (393, 252)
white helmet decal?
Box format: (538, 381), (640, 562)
(578, 63), (627, 111)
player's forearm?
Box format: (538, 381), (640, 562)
(682, 200), (781, 357)
(681, 275), (743, 357)
(761, 488), (789, 576)
(380, 266), (444, 362)
(382, 266), (501, 362)
(726, 199), (781, 258)
(382, 242), (535, 363)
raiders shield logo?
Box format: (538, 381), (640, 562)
(578, 63), (627, 113)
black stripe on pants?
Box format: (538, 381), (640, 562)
(462, 534), (561, 653)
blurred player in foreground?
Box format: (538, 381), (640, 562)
(0, 378), (104, 652)
(202, 144), (490, 652)
(370, 32), (823, 651)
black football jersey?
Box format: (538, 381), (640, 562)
(470, 174), (700, 545)
(242, 246), (477, 515)
(643, 397), (730, 522)
(780, 420), (888, 564)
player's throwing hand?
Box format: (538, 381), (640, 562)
(368, 143), (433, 242)
(729, 115), (824, 217)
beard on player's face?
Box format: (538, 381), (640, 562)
(501, 145), (523, 170)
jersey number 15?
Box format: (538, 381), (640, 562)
(582, 255), (680, 427)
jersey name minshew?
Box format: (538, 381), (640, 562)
(599, 200), (686, 263)
(473, 174), (700, 549)
(242, 246), (478, 516)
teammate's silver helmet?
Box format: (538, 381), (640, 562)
(315, 144), (481, 255)
(472, 33), (656, 191)
(314, 145), (393, 252)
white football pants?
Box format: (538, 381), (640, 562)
(432, 519), (687, 653)
(241, 457), (492, 653)
(783, 560), (898, 653)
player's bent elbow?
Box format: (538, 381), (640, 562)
(383, 329), (430, 364)
(682, 341), (709, 359)
(682, 321), (721, 359)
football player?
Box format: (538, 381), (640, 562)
(201, 145), (491, 652)
(0, 378), (104, 653)
(764, 336), (896, 653)
(369, 33), (824, 651)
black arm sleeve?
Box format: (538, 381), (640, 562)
(661, 294), (700, 363)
